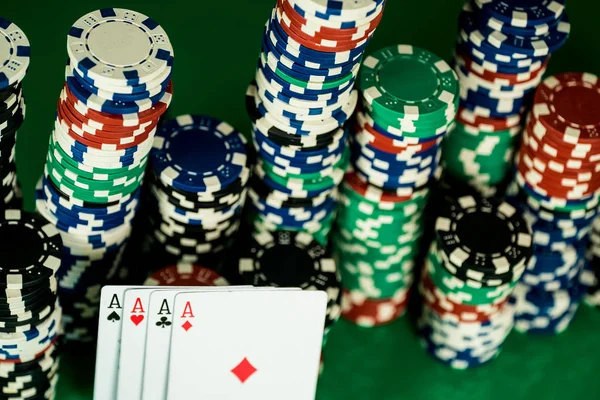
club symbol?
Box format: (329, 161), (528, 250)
(156, 317), (172, 328)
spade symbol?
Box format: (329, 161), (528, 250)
(107, 311), (121, 322)
(156, 317), (172, 328)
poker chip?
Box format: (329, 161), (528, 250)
(0, 210), (62, 397)
(239, 230), (342, 334)
(331, 43), (454, 328)
(418, 196), (531, 368)
(144, 264), (230, 287)
(34, 8), (173, 342)
(140, 115), (249, 272)
(246, 0), (383, 245)
(444, 1), (569, 197)
(504, 71), (599, 335)
(0, 18), (29, 210)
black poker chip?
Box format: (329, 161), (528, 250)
(435, 195), (534, 284)
(239, 230), (342, 327)
(0, 210), (62, 289)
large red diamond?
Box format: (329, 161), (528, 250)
(182, 321), (192, 331)
(231, 357), (257, 383)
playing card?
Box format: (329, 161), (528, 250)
(117, 286), (251, 400)
(141, 287), (296, 400)
(94, 285), (143, 400)
(166, 290), (327, 400)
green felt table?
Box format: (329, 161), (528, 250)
(2, 1), (600, 399)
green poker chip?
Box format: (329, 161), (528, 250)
(49, 136), (148, 180)
(360, 45), (459, 127)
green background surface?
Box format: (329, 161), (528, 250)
(2, 1), (600, 399)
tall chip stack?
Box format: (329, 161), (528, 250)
(238, 230), (341, 373)
(444, 0), (570, 197)
(418, 196), (532, 369)
(333, 45), (458, 327)
(141, 115), (249, 271)
(35, 8), (173, 342)
(0, 210), (63, 399)
(508, 73), (600, 334)
(0, 18), (29, 209)
(244, 0), (386, 246)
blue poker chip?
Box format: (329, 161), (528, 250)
(261, 33), (357, 79)
(464, 5), (570, 58)
(257, 84), (346, 118)
(254, 89), (357, 136)
(267, 11), (368, 64)
(151, 115), (248, 194)
(474, 0), (566, 29)
(457, 35), (548, 69)
(264, 22), (361, 69)
(456, 43), (545, 75)
(480, 7), (563, 37)
(257, 145), (345, 175)
(459, 89), (528, 116)
(258, 61), (355, 98)
(418, 326), (502, 369)
(66, 71), (168, 115)
(71, 63), (171, 103)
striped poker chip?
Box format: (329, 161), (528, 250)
(151, 115), (248, 194)
(435, 195), (533, 277)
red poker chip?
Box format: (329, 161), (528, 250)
(457, 52), (547, 86)
(526, 116), (600, 155)
(278, 1), (382, 42)
(59, 92), (153, 136)
(521, 138), (600, 177)
(456, 107), (521, 132)
(64, 81), (172, 127)
(58, 118), (154, 151)
(355, 127), (440, 156)
(518, 159), (598, 199)
(533, 72), (600, 144)
(419, 275), (507, 323)
(58, 100), (157, 142)
(341, 288), (409, 327)
(276, 12), (370, 53)
(521, 149), (600, 184)
(144, 264), (229, 287)
(279, 0), (383, 38)
(522, 128), (600, 163)
(345, 171), (416, 203)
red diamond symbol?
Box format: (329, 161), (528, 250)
(231, 357), (257, 383)
(182, 321), (192, 331)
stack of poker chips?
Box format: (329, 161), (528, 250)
(245, 0), (386, 246)
(582, 216), (600, 308)
(0, 210), (63, 398)
(0, 18), (29, 208)
(507, 73), (600, 334)
(35, 8), (173, 342)
(238, 230), (341, 373)
(444, 0), (570, 196)
(142, 115), (249, 272)
(418, 196), (532, 369)
(332, 45), (459, 327)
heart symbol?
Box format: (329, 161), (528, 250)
(130, 314), (144, 326)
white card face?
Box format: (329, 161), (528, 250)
(141, 287), (274, 400)
(166, 290), (327, 400)
(94, 285), (144, 400)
